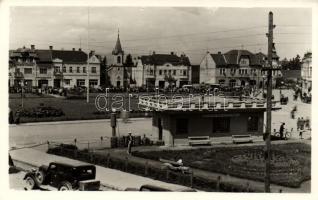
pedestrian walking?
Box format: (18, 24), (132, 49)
(300, 117), (305, 130)
(299, 131), (303, 139)
(297, 117), (301, 130)
(279, 123), (285, 140)
(127, 132), (133, 154)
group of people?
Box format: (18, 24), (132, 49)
(126, 133), (150, 155)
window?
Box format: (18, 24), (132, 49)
(24, 68), (32, 74)
(218, 79), (225, 85)
(40, 68), (47, 74)
(176, 118), (188, 135)
(247, 116), (259, 132)
(168, 70), (171, 74)
(117, 56), (121, 64)
(76, 79), (85, 86)
(77, 67), (80, 73)
(164, 70), (167, 74)
(173, 70), (176, 75)
(69, 67), (73, 73)
(64, 79), (70, 85)
(183, 70), (187, 76)
(91, 67), (96, 73)
(83, 67), (86, 73)
(89, 79), (98, 86)
(159, 70), (162, 75)
(16, 68), (20, 73)
(63, 66), (66, 73)
(213, 117), (230, 133)
(54, 66), (60, 72)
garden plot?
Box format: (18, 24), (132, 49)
(133, 142), (310, 188)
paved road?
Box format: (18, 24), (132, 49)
(9, 118), (153, 149)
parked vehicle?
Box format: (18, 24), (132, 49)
(125, 184), (196, 192)
(23, 162), (100, 191)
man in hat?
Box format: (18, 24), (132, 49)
(127, 132), (133, 154)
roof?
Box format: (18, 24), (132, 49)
(140, 54), (191, 66)
(210, 50), (269, 67)
(35, 50), (87, 64)
(112, 33), (124, 55)
(138, 95), (281, 112)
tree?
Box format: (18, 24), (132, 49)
(281, 55), (301, 70)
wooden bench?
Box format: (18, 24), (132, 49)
(188, 136), (211, 146)
(232, 135), (253, 144)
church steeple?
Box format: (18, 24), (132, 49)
(112, 29), (124, 55)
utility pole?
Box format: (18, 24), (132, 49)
(264, 11), (275, 193)
(86, 7), (90, 103)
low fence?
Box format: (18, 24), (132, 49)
(47, 144), (260, 192)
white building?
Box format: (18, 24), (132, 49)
(9, 45), (100, 88)
(132, 52), (191, 88)
(301, 52), (312, 94)
(105, 31), (132, 88)
(199, 49), (281, 88)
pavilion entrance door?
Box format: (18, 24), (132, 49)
(158, 118), (163, 140)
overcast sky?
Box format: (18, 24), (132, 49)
(9, 7), (312, 64)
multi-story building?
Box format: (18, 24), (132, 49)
(301, 52), (312, 94)
(9, 45), (100, 88)
(199, 49), (281, 88)
(106, 31), (132, 88)
(132, 52), (191, 88)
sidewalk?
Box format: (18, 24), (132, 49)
(10, 148), (194, 191)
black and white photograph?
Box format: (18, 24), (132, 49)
(1, 0), (317, 198)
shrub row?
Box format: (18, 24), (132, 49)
(47, 145), (258, 192)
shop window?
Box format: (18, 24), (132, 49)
(176, 118), (188, 135)
(247, 116), (259, 132)
(213, 117), (230, 133)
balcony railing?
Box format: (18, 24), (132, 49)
(54, 71), (63, 77)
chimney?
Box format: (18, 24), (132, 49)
(90, 50), (95, 55)
(218, 51), (221, 55)
(72, 48), (75, 51)
(170, 51), (174, 55)
(49, 46), (53, 50)
(152, 51), (156, 55)
(31, 45), (35, 50)
(79, 48), (82, 51)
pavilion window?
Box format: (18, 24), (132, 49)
(213, 117), (230, 133)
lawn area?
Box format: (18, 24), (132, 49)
(133, 142), (311, 188)
(9, 93), (146, 123)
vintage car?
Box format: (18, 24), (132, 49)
(24, 162), (100, 191)
(125, 184), (196, 192)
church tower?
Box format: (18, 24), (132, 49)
(112, 29), (124, 66)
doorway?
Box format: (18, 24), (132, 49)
(158, 118), (162, 140)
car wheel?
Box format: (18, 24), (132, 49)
(59, 181), (72, 191)
(35, 170), (45, 184)
(24, 176), (35, 190)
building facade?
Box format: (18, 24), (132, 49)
(106, 31), (132, 88)
(9, 45), (100, 88)
(301, 52), (312, 94)
(138, 95), (281, 146)
(132, 52), (191, 88)
(199, 49), (281, 88)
